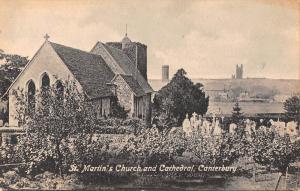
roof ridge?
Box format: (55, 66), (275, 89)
(50, 41), (102, 58)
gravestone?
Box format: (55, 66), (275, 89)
(182, 114), (192, 136)
(190, 112), (198, 131)
(213, 119), (222, 135)
(287, 121), (298, 136)
(202, 119), (211, 135)
(229, 123), (237, 134)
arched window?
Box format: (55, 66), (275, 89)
(41, 73), (50, 90)
(27, 80), (36, 113)
(41, 73), (50, 105)
(55, 81), (64, 101)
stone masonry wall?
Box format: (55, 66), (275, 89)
(113, 75), (134, 116)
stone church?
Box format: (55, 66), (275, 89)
(5, 34), (153, 127)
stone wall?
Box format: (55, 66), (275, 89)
(113, 75), (134, 116)
(92, 98), (111, 118)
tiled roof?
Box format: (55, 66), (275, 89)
(120, 74), (145, 97)
(50, 42), (115, 99)
(102, 43), (153, 94)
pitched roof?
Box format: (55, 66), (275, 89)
(120, 74), (145, 97)
(50, 42), (115, 98)
(101, 43), (153, 94)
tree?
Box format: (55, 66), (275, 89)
(252, 130), (298, 174)
(231, 101), (244, 124)
(231, 102), (245, 136)
(0, 51), (28, 97)
(13, 80), (99, 175)
(284, 95), (300, 127)
(153, 69), (209, 126)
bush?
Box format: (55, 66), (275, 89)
(252, 129), (297, 174)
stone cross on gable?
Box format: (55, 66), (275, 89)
(44, 33), (50, 41)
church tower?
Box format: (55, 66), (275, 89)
(235, 64), (243, 79)
(121, 34), (148, 80)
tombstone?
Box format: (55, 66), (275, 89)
(0, 120), (3, 127)
(287, 121), (298, 136)
(212, 113), (216, 124)
(229, 123), (237, 134)
(196, 114), (203, 132)
(213, 118), (222, 136)
(278, 126), (286, 137)
(245, 119), (252, 136)
(221, 116), (225, 123)
(202, 118), (211, 135)
(190, 112), (198, 130)
(182, 114), (192, 136)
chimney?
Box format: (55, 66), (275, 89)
(162, 65), (169, 82)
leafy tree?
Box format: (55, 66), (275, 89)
(284, 95), (300, 127)
(153, 69), (209, 126)
(252, 129), (298, 174)
(13, 80), (99, 175)
(231, 102), (244, 124)
(0, 51), (28, 97)
(231, 102), (245, 136)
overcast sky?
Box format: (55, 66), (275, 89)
(0, 0), (299, 79)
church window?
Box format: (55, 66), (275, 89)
(41, 73), (50, 90)
(55, 81), (64, 100)
(27, 80), (36, 114)
(41, 73), (50, 104)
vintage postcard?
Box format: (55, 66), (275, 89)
(0, 0), (300, 190)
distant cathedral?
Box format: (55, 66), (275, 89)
(232, 64), (243, 79)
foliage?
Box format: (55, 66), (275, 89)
(0, 51), (28, 97)
(153, 68), (209, 127)
(231, 102), (244, 126)
(109, 96), (128, 119)
(122, 128), (176, 166)
(186, 132), (246, 166)
(122, 127), (247, 167)
(252, 129), (298, 174)
(0, 143), (25, 165)
(13, 80), (99, 175)
(284, 95), (300, 126)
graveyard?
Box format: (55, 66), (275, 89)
(0, 69), (300, 190)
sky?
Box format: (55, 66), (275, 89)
(0, 0), (299, 79)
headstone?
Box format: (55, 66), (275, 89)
(245, 123), (252, 136)
(212, 113), (216, 123)
(182, 114), (192, 136)
(192, 115), (201, 133)
(213, 119), (222, 135)
(190, 112), (198, 130)
(229, 123), (237, 134)
(0, 120), (3, 127)
(202, 118), (211, 135)
(287, 121), (298, 136)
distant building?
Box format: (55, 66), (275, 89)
(232, 64), (243, 79)
(162, 65), (169, 82)
(274, 94), (291, 103)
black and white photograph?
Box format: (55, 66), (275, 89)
(0, 0), (300, 190)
